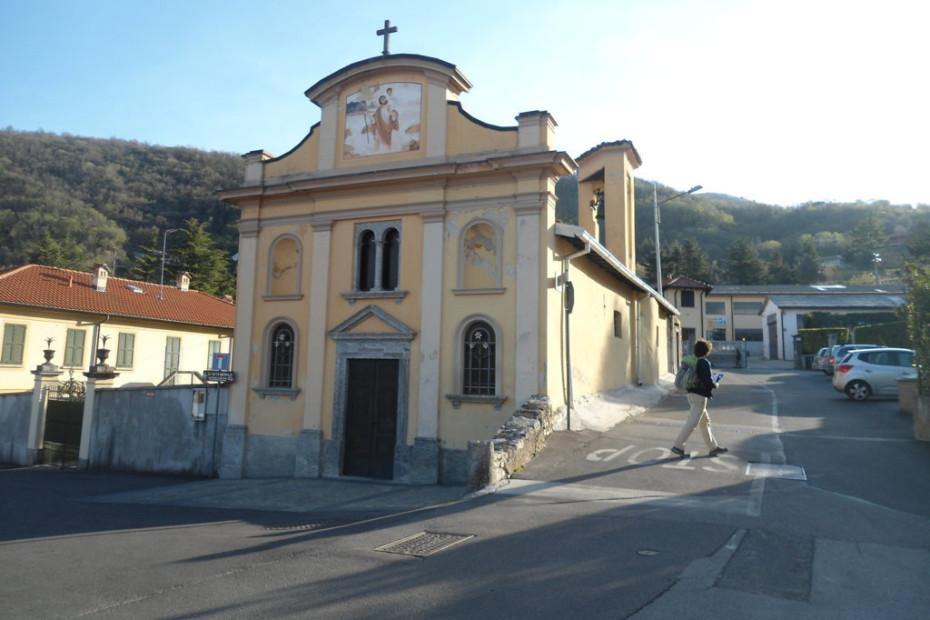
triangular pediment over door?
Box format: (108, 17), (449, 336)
(328, 304), (416, 342)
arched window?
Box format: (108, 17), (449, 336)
(381, 227), (400, 290)
(351, 221), (402, 296)
(268, 324), (295, 388)
(463, 321), (495, 395)
(357, 230), (377, 291)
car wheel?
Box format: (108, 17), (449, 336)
(845, 380), (871, 401)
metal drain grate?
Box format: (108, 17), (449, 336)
(746, 463), (807, 481)
(264, 519), (354, 532)
(376, 531), (475, 557)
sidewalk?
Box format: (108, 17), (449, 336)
(93, 475), (469, 515)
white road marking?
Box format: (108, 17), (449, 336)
(524, 383), (802, 518)
(495, 478), (758, 516)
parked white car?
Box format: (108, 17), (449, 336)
(831, 347), (917, 401)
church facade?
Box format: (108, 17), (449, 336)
(218, 52), (678, 483)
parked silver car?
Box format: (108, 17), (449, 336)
(812, 347), (831, 373)
(827, 343), (881, 375)
(831, 347), (916, 401)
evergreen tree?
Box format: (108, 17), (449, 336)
(33, 231), (72, 268)
(725, 239), (769, 284)
(554, 174), (579, 224)
(907, 221), (930, 261)
(173, 218), (234, 297)
(794, 236), (822, 284)
(661, 240), (686, 281)
(659, 238), (713, 283)
(847, 213), (887, 269)
(764, 245), (796, 284)
(904, 261), (930, 390)
(638, 237), (658, 284)
(679, 238), (713, 283)
(129, 226), (163, 283)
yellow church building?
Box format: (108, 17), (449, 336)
(218, 51), (679, 484)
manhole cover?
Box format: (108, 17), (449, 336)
(376, 531), (475, 557)
(746, 463), (807, 481)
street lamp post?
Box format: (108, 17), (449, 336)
(158, 228), (179, 300)
(654, 183), (703, 297)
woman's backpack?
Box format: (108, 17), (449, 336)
(674, 361), (696, 392)
(675, 356), (705, 392)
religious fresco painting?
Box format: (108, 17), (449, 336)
(462, 222), (499, 289)
(344, 82), (421, 159)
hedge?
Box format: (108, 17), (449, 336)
(798, 321), (908, 354)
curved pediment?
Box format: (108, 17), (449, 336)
(232, 53), (557, 190)
(304, 54), (471, 105)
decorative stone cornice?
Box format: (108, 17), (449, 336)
(218, 151), (575, 205)
(239, 219), (261, 236)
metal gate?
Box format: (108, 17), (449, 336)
(767, 315), (779, 360)
(43, 375), (86, 467)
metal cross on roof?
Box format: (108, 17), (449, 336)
(377, 19), (397, 56)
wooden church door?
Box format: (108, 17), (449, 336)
(343, 358), (399, 479)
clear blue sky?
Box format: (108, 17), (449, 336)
(2, 0), (927, 207)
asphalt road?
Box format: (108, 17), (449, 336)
(2, 365), (929, 619)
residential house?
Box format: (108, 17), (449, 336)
(0, 264), (235, 392)
(662, 275), (713, 350)
(218, 52), (677, 484)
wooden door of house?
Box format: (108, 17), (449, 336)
(343, 358), (399, 480)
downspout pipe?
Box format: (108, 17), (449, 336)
(635, 295), (643, 386)
(561, 243), (591, 431)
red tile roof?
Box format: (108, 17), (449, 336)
(0, 264), (235, 329)
(663, 275), (713, 291)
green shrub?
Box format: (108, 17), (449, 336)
(854, 321), (908, 347)
(905, 263), (930, 392)
(797, 328), (848, 354)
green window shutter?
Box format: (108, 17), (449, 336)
(1, 324), (26, 364)
(164, 336), (181, 378)
(63, 329), (86, 367)
(117, 333), (135, 368)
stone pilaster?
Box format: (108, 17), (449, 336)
(79, 365), (119, 470)
(294, 429), (322, 478)
(409, 437), (440, 484)
(27, 362), (63, 465)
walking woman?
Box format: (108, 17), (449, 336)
(672, 338), (728, 458)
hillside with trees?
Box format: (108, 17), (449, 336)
(0, 129), (243, 296)
(4, 128), (929, 293)
(557, 174), (930, 286)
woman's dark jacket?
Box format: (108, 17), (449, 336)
(686, 357), (716, 399)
